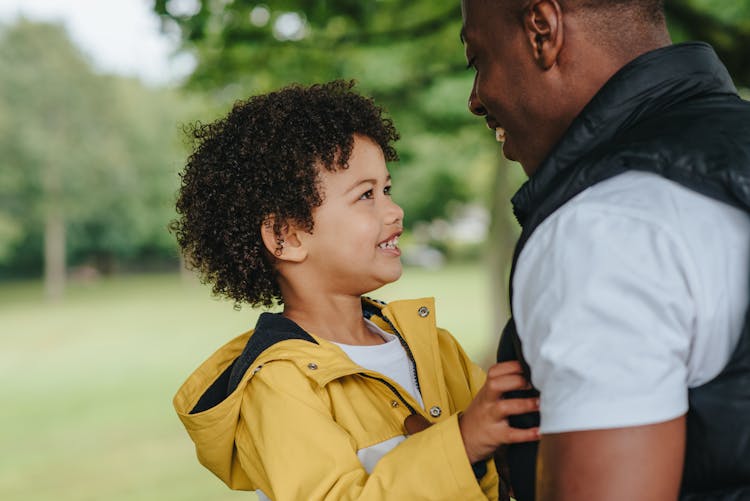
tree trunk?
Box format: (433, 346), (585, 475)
(44, 208), (66, 301)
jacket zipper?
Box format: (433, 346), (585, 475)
(376, 313), (422, 394)
(359, 373), (419, 415)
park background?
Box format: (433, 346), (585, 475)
(1, 1), (748, 499)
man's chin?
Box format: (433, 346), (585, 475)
(501, 142), (535, 176)
(501, 140), (518, 163)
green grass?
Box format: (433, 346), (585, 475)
(0, 265), (496, 500)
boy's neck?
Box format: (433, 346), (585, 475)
(281, 294), (385, 346)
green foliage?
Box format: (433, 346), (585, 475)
(666, 0), (750, 86)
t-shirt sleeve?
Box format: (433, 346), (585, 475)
(512, 203), (697, 433)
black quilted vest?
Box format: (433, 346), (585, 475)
(498, 42), (750, 501)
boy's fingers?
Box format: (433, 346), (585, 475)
(504, 426), (541, 444)
(486, 374), (531, 396)
(495, 397), (540, 417)
(486, 361), (524, 378)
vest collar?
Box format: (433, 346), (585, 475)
(511, 42), (738, 227)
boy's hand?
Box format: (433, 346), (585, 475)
(459, 361), (540, 464)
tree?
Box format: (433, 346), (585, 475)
(0, 20), (201, 297)
(0, 21), (102, 299)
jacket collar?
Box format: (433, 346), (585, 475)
(511, 42), (738, 227)
(187, 297), (439, 415)
(224, 297), (395, 394)
(247, 297), (438, 385)
(254, 310), (318, 340)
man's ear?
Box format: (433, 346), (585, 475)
(260, 217), (307, 263)
(524, 0), (563, 70)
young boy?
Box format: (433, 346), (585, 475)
(171, 80), (539, 500)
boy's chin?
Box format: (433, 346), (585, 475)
(361, 267), (403, 294)
(382, 264), (403, 283)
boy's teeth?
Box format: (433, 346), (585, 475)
(379, 236), (399, 249)
(495, 127), (506, 143)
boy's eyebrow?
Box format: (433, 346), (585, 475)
(345, 175), (391, 193)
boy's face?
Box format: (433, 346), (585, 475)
(301, 135), (404, 296)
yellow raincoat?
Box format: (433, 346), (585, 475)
(174, 297), (499, 500)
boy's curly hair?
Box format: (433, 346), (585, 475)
(170, 80), (399, 308)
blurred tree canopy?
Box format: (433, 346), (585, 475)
(154, 0), (750, 89)
(0, 20), (203, 296)
(154, 0), (500, 234)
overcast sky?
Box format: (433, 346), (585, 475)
(0, 0), (195, 85)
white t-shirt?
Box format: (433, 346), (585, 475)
(333, 319), (424, 473)
(513, 170), (750, 434)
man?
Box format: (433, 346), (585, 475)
(460, 0), (750, 500)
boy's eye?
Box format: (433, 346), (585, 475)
(359, 189), (374, 200)
(384, 185), (392, 196)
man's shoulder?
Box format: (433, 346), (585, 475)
(558, 170), (744, 224)
(516, 169), (749, 303)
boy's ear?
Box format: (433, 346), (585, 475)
(260, 217), (307, 263)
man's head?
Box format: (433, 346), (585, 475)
(461, 0), (669, 175)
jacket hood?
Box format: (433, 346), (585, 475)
(172, 296), (440, 490)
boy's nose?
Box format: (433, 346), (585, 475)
(386, 198), (404, 226)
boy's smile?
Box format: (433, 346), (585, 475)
(377, 232), (401, 255)
(299, 134), (404, 296)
